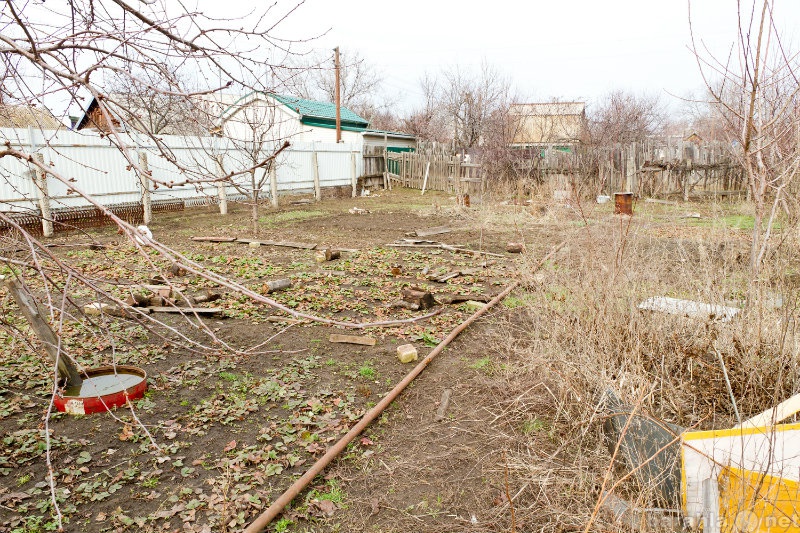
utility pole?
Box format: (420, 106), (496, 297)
(334, 46), (341, 143)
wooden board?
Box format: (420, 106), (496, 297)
(408, 226), (451, 238)
(328, 334), (377, 346)
(236, 238), (317, 250)
(191, 236), (237, 242)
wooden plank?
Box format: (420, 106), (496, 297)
(736, 393), (800, 429)
(329, 334), (377, 346)
(409, 226), (451, 237)
(3, 276), (83, 387)
(191, 236), (237, 242)
(236, 238), (317, 250)
(147, 306), (223, 314)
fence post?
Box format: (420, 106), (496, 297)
(383, 132), (388, 190)
(351, 151), (358, 197)
(270, 163), (278, 208)
(312, 143), (321, 201)
(216, 155), (228, 215)
(138, 151), (152, 224)
(32, 153), (54, 237)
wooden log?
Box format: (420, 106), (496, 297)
(264, 279), (291, 293)
(315, 248), (341, 262)
(4, 276), (82, 387)
(401, 287), (436, 309)
(125, 292), (150, 307)
(169, 263), (187, 277)
(389, 300), (420, 311)
(329, 334), (377, 346)
(437, 293), (491, 305)
(147, 306), (223, 315)
(427, 271), (460, 283)
(193, 291), (221, 304)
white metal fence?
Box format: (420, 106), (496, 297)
(0, 127), (362, 214)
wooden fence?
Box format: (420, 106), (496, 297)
(386, 151), (485, 197)
(504, 140), (747, 199)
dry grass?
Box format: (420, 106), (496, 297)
(458, 197), (800, 532)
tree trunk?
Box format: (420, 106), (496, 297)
(250, 170), (259, 235)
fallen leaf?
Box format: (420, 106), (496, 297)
(224, 440), (237, 452)
(309, 499), (337, 517)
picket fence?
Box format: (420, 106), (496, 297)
(0, 128), (362, 218)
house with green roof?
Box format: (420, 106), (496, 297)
(217, 91), (371, 146)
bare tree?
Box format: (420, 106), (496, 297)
(106, 65), (212, 135)
(690, 0), (800, 278)
(401, 73), (450, 142)
(588, 90), (667, 146)
(281, 50), (383, 110)
(435, 62), (512, 153)
(216, 94), (291, 232)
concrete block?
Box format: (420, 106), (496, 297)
(397, 344), (418, 364)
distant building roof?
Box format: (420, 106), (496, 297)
(510, 102), (586, 117)
(509, 101), (587, 145)
(363, 129), (416, 140)
(0, 105), (64, 129)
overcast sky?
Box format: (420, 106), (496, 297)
(264, 0), (800, 113)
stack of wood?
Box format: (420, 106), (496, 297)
(124, 286), (223, 314)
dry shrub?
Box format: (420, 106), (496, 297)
(476, 206), (800, 532)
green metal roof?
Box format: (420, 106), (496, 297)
(271, 94), (368, 129)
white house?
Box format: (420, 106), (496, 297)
(216, 92), (370, 148)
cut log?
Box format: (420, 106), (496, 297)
(191, 236), (237, 243)
(193, 291), (221, 304)
(264, 279), (292, 293)
(147, 306), (223, 315)
(389, 300), (420, 311)
(401, 287), (436, 309)
(315, 248), (341, 263)
(125, 292), (150, 307)
(437, 293), (492, 305)
(329, 334), (377, 346)
(236, 238), (317, 250)
(427, 271), (460, 283)
(169, 263), (188, 277)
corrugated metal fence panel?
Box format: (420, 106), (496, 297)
(276, 148), (315, 192)
(0, 129), (360, 211)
